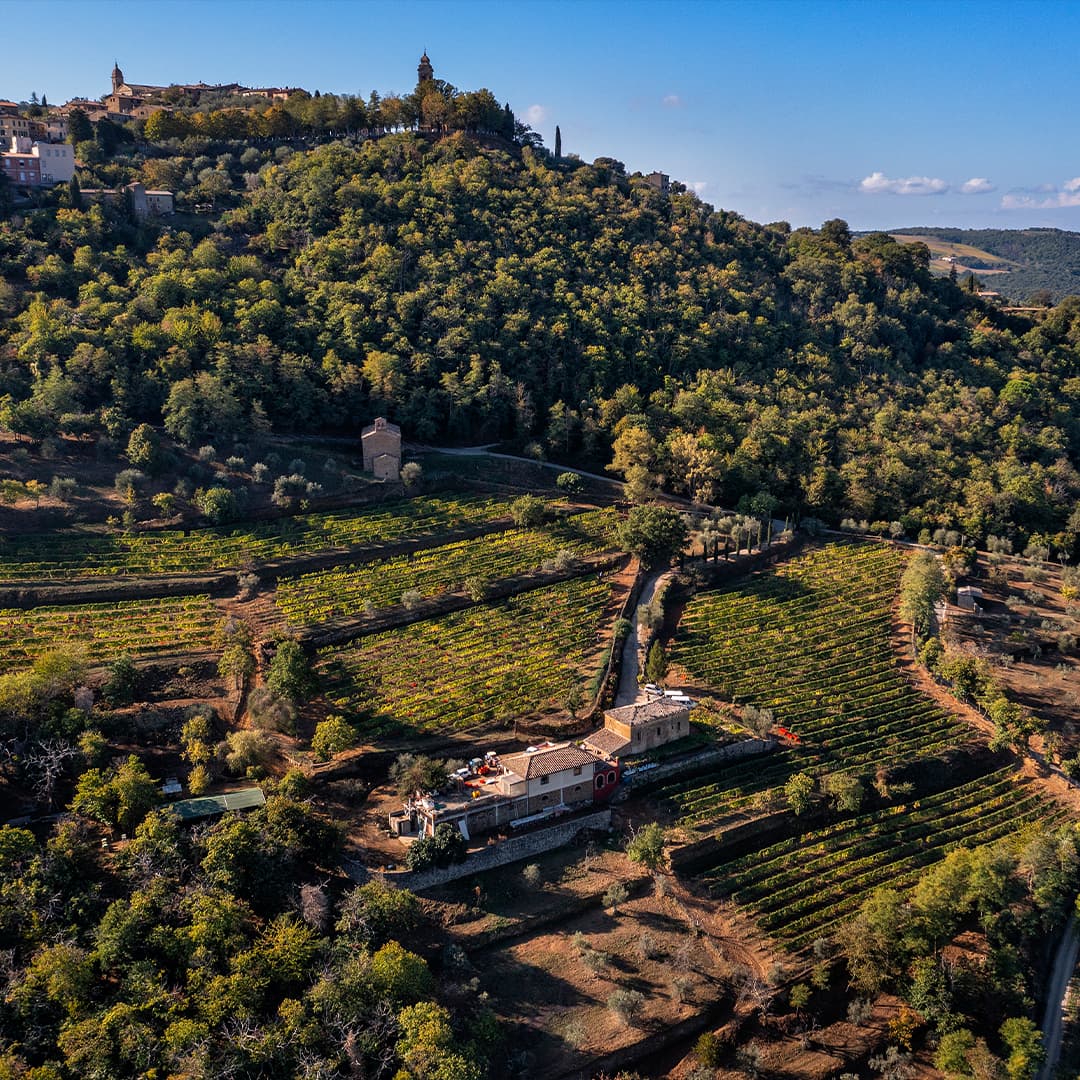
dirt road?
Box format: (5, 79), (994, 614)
(1038, 913), (1079, 1080)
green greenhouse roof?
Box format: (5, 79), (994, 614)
(169, 787), (266, 822)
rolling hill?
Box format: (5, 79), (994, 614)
(890, 226), (1080, 301)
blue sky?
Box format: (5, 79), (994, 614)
(6, 0), (1080, 230)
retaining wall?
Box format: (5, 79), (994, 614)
(616, 736), (775, 797)
(356, 808), (612, 892)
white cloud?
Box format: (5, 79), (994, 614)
(960, 177), (995, 194)
(691, 181), (708, 195)
(1002, 178), (1080, 209)
(526, 104), (548, 127)
(662, 93), (684, 109)
(859, 171), (949, 196)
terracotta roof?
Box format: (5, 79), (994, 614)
(501, 744), (597, 781)
(582, 728), (631, 756)
(604, 698), (689, 727)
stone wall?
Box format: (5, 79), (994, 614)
(616, 736), (774, 797)
(353, 808), (612, 892)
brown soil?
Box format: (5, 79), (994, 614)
(891, 596), (1080, 814)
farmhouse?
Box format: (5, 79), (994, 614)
(361, 416), (402, 480)
(393, 740), (621, 840)
(601, 697), (691, 755)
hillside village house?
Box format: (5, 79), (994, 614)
(79, 181), (175, 218)
(394, 696), (692, 840)
(2, 136), (75, 188)
(361, 417), (402, 480)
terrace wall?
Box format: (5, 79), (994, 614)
(351, 808), (612, 891)
(616, 736), (774, 798)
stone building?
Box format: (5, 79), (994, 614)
(644, 171), (670, 196)
(601, 698), (691, 756)
(78, 181), (175, 218)
(418, 52), (434, 84)
(361, 417), (401, 480)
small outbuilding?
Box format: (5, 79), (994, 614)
(361, 417), (402, 480)
(956, 586), (983, 611)
(602, 698), (691, 755)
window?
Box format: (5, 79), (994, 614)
(573, 766), (582, 776)
(596, 773), (606, 788)
(540, 775), (549, 786)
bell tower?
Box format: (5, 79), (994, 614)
(417, 51), (434, 85)
(111, 61), (124, 94)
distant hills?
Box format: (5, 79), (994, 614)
(888, 227), (1080, 302)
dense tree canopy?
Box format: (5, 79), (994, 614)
(3, 120), (1080, 550)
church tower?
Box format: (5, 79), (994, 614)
(111, 61), (124, 94)
(417, 52), (434, 85)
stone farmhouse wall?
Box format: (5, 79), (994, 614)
(350, 809), (613, 892)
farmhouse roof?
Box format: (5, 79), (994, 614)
(604, 698), (688, 727)
(581, 727), (631, 756)
(501, 743), (596, 781)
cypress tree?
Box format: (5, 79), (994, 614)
(554, 124), (562, 160)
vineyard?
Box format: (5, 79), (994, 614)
(0, 595), (223, 667)
(659, 542), (970, 826)
(703, 769), (1067, 951)
(0, 494), (513, 581)
(274, 509), (619, 626)
(318, 575), (618, 738)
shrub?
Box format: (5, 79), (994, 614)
(627, 822), (666, 870)
(400, 461), (423, 487)
(311, 715), (357, 761)
(102, 655), (138, 705)
(464, 576), (489, 602)
(695, 1031), (724, 1066)
(522, 863), (542, 889)
(248, 687), (298, 735)
(220, 730), (272, 775)
(266, 639), (317, 703)
(556, 471), (583, 494)
(608, 988), (645, 1025)
(603, 883), (629, 911)
(151, 492), (176, 517)
(114, 468), (146, 501)
(195, 486), (237, 524)
(251, 462), (270, 483)
(126, 423), (161, 471)
(510, 494), (546, 527)
(406, 823), (466, 871)
(187, 764), (210, 795)
(49, 475), (77, 500)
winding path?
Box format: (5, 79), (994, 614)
(613, 569), (674, 707)
(1038, 913), (1079, 1080)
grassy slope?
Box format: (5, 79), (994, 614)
(890, 226), (1080, 300)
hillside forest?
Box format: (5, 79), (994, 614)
(2, 111), (1080, 553)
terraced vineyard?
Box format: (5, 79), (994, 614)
(274, 509), (619, 626)
(0, 494), (513, 581)
(0, 595), (222, 667)
(704, 769), (1067, 951)
(318, 575), (617, 738)
(660, 542), (969, 826)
